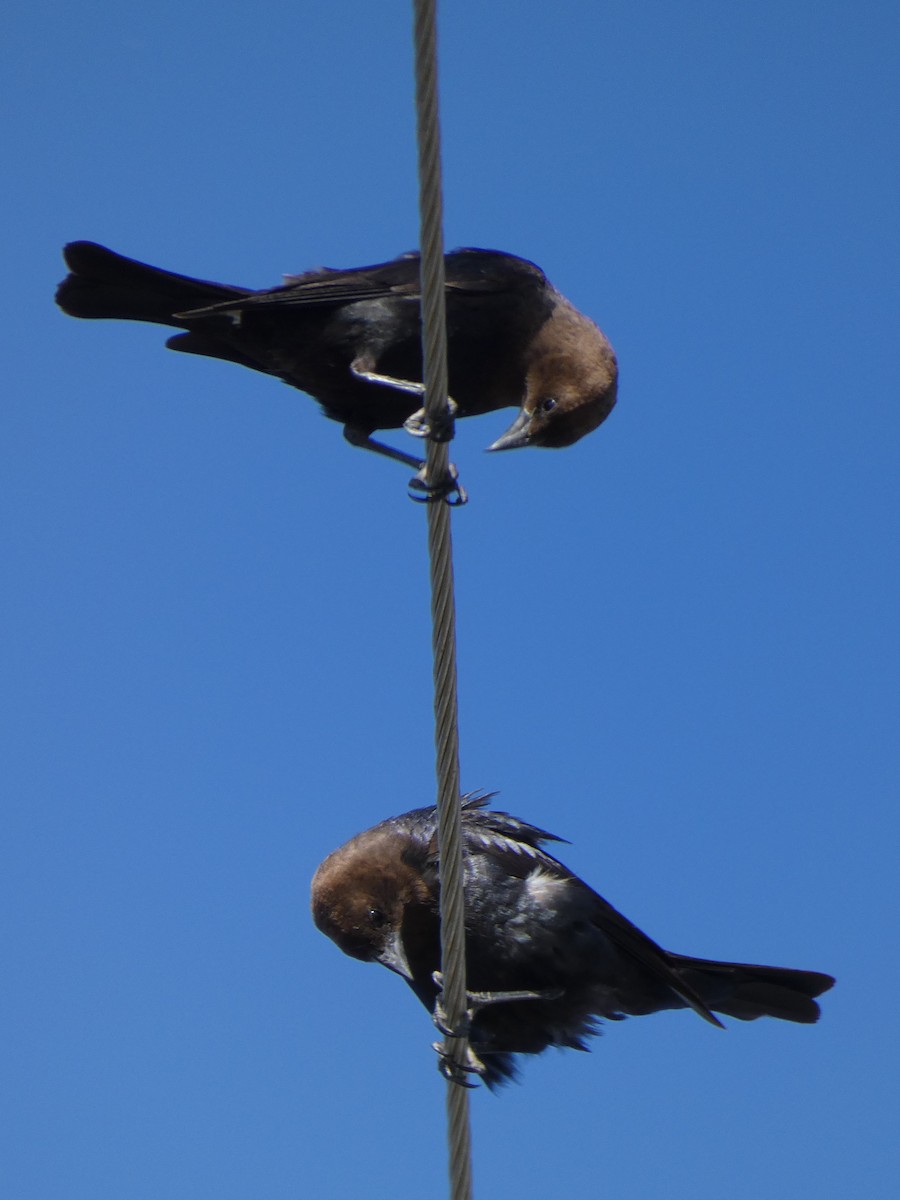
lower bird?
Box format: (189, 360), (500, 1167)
(311, 794), (834, 1088)
(56, 242), (617, 498)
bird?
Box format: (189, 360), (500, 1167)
(55, 241), (617, 497)
(311, 794), (834, 1088)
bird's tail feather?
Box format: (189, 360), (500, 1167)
(56, 241), (249, 326)
(669, 954), (834, 1023)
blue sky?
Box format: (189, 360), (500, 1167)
(4, 2), (898, 1196)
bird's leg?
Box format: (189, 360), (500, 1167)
(349, 360), (458, 443)
(342, 424), (424, 470)
(430, 970), (563, 1038)
(350, 363), (426, 399)
(342, 426), (467, 506)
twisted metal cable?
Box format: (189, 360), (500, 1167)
(412, 3), (474, 1198)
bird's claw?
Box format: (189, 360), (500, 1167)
(432, 1003), (470, 1040)
(403, 398), (459, 443)
(432, 1041), (486, 1089)
(408, 463), (468, 507)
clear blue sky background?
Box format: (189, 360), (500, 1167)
(4, 3), (898, 1197)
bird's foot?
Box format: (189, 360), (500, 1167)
(408, 463), (467, 507)
(351, 363), (458, 442)
(432, 1040), (487, 1089)
(343, 425), (466, 504)
(403, 397), (459, 443)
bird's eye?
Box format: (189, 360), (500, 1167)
(368, 907), (388, 928)
(540, 397), (558, 413)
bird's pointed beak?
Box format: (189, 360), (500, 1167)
(486, 408), (533, 452)
(377, 931), (413, 982)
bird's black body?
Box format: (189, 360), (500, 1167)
(312, 795), (834, 1087)
(56, 242), (617, 453)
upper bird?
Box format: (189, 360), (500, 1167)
(56, 241), (617, 476)
(312, 795), (834, 1088)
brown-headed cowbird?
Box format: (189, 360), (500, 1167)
(311, 794), (834, 1088)
(55, 241), (617, 474)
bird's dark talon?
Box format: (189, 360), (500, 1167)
(432, 1007), (455, 1038)
(433, 1042), (485, 1088)
(407, 483), (468, 507)
(432, 996), (471, 1040)
(404, 399), (459, 443)
(403, 409), (431, 439)
(408, 464), (467, 506)
(438, 1061), (481, 1089)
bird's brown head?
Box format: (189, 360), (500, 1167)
(488, 300), (618, 451)
(311, 827), (433, 981)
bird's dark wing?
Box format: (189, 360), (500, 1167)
(580, 892), (725, 1025)
(460, 799), (723, 1025)
(178, 249), (547, 316)
(460, 794), (568, 852)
